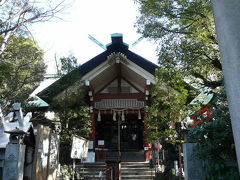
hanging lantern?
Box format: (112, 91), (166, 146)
(138, 110), (141, 120)
(113, 110), (116, 121)
(121, 111), (125, 121)
(97, 111), (101, 122)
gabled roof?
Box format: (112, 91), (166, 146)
(37, 34), (158, 103)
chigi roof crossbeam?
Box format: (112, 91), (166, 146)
(37, 33), (158, 103)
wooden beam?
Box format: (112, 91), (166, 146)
(116, 63), (122, 93)
(122, 76), (142, 93)
(95, 76), (117, 94)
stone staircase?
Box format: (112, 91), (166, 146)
(75, 161), (153, 180)
(76, 162), (106, 179)
(74, 151), (153, 180)
(121, 162), (153, 180)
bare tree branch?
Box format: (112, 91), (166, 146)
(0, 0), (67, 54)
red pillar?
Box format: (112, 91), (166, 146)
(90, 113), (96, 147)
(144, 83), (152, 161)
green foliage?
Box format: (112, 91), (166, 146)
(135, 0), (222, 89)
(59, 165), (72, 179)
(135, 1), (238, 179)
(51, 72), (91, 164)
(188, 89), (239, 179)
(144, 67), (188, 143)
(59, 55), (79, 76)
(0, 35), (45, 112)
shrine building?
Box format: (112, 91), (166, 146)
(38, 33), (158, 162)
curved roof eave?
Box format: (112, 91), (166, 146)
(37, 37), (158, 103)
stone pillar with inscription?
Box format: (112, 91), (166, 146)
(3, 103), (27, 180)
(3, 130), (26, 180)
(183, 143), (203, 180)
(47, 131), (59, 180)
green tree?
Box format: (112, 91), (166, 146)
(0, 35), (45, 112)
(52, 85), (91, 164)
(145, 67), (188, 144)
(57, 54), (79, 76)
(135, 0), (222, 89)
(50, 57), (91, 164)
(135, 0), (238, 178)
(145, 67), (188, 178)
(188, 89), (239, 179)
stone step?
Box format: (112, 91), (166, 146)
(77, 171), (106, 176)
(121, 170), (152, 175)
(122, 168), (151, 171)
(79, 177), (106, 180)
(122, 165), (150, 168)
(121, 175), (153, 180)
(121, 161), (153, 180)
(75, 161), (153, 180)
(121, 163), (150, 169)
(123, 171), (152, 176)
(122, 173), (153, 176)
(122, 167), (152, 172)
(122, 162), (149, 165)
(77, 162), (105, 167)
(75, 163), (106, 179)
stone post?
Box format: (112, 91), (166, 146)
(0, 107), (4, 136)
(212, 0), (240, 171)
(3, 130), (26, 180)
(106, 151), (121, 180)
(183, 143), (203, 180)
(12, 103), (24, 130)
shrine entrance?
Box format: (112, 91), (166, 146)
(96, 114), (144, 152)
(120, 117), (143, 151)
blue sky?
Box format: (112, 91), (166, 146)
(31, 0), (159, 74)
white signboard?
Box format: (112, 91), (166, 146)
(89, 141), (94, 150)
(98, 140), (104, 146)
(70, 136), (89, 159)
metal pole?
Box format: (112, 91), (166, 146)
(118, 115), (121, 154)
(212, 0), (240, 171)
(178, 144), (182, 180)
(72, 159), (75, 180)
